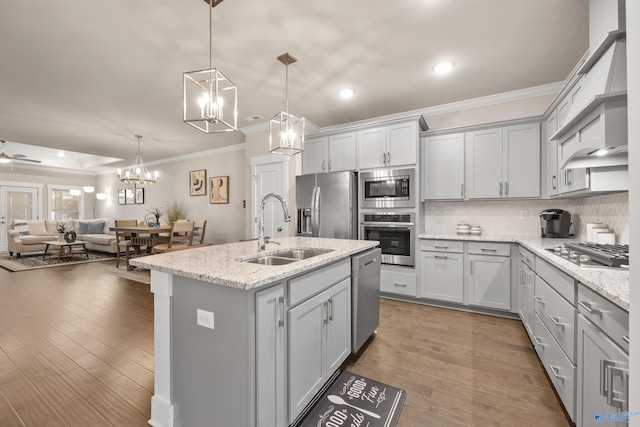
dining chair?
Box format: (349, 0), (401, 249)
(115, 219), (138, 269)
(192, 219), (207, 245)
(152, 220), (195, 253)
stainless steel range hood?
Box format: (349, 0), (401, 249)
(551, 38), (628, 169)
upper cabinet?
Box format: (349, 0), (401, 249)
(421, 133), (465, 200)
(302, 132), (357, 175)
(465, 123), (540, 199)
(358, 120), (420, 169)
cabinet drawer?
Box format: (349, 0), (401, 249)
(467, 241), (511, 256)
(289, 259), (350, 307)
(535, 257), (575, 304)
(534, 275), (576, 362)
(533, 314), (576, 421)
(578, 284), (629, 353)
(381, 267), (417, 297)
(518, 246), (534, 270)
(419, 239), (463, 253)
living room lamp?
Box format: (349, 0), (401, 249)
(117, 135), (159, 185)
(269, 52), (305, 156)
(183, 0), (237, 133)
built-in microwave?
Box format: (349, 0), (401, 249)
(360, 168), (415, 209)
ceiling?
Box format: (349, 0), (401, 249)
(0, 0), (588, 173)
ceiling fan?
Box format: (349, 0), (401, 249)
(0, 140), (41, 165)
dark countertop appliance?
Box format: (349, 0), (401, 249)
(540, 209), (571, 238)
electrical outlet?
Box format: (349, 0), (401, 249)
(519, 210), (529, 219)
(242, 200), (246, 208)
(197, 309), (214, 329)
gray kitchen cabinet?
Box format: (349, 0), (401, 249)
(302, 132), (357, 174)
(380, 265), (418, 297)
(466, 242), (511, 310)
(518, 247), (535, 338)
(288, 277), (351, 423)
(419, 240), (464, 303)
(421, 132), (465, 200)
(256, 284), (287, 427)
(358, 120), (418, 169)
(465, 123), (540, 199)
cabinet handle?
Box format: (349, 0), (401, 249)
(328, 159), (332, 171)
(623, 335), (629, 344)
(533, 336), (545, 347)
(383, 152), (387, 164)
(434, 255), (448, 260)
(470, 260), (474, 274)
(387, 152), (391, 164)
(533, 296), (545, 304)
(394, 282), (407, 287)
(600, 359), (616, 396)
(328, 298), (334, 321)
(520, 270), (524, 285)
(499, 182), (503, 196)
(434, 245), (449, 249)
(548, 364), (565, 381)
(481, 248), (497, 252)
(460, 184), (464, 197)
(548, 315), (565, 329)
(552, 175), (557, 190)
(278, 296), (285, 327)
(322, 160), (326, 172)
(323, 301), (329, 324)
(578, 301), (602, 316)
(504, 181), (509, 196)
(607, 366), (629, 411)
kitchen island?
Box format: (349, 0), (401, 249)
(130, 237), (378, 427)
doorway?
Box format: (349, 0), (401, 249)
(250, 155), (290, 240)
(0, 185), (41, 252)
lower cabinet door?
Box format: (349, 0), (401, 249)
(467, 254), (511, 310)
(420, 251), (464, 303)
(255, 284), (286, 427)
(324, 278), (351, 374)
(288, 291), (326, 423)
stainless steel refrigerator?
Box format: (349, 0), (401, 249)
(295, 171), (358, 239)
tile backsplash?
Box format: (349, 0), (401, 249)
(422, 192), (629, 244)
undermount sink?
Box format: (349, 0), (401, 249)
(243, 248), (333, 265)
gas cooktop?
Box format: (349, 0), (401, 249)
(545, 243), (629, 268)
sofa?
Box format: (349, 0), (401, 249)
(7, 218), (119, 257)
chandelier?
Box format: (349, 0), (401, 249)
(183, 0), (237, 133)
(117, 135), (159, 184)
(269, 53), (305, 156)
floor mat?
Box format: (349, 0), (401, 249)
(0, 251), (114, 272)
(294, 370), (406, 427)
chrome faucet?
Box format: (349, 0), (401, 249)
(258, 193), (291, 251)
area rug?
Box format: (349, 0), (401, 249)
(293, 370), (406, 427)
(99, 266), (151, 285)
(0, 251), (115, 272)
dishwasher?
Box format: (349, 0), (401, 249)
(351, 247), (381, 353)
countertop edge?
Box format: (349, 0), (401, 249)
(418, 234), (629, 311)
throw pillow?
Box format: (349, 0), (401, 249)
(87, 221), (105, 234)
(78, 221), (90, 234)
(13, 220), (29, 236)
(26, 220), (48, 236)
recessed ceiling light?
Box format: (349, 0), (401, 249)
(57, 150), (65, 158)
(339, 88), (354, 99)
(432, 60), (455, 74)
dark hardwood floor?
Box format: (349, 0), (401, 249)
(0, 259), (572, 426)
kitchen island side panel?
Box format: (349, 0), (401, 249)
(171, 276), (256, 427)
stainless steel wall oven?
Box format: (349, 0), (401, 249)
(360, 212), (415, 267)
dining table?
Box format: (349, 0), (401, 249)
(109, 225), (172, 270)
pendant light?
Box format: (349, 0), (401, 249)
(183, 0), (237, 133)
(269, 53), (305, 156)
(117, 135), (159, 184)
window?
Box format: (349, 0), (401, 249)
(49, 188), (81, 220)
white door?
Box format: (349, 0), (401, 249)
(251, 157), (289, 240)
(1, 186), (40, 252)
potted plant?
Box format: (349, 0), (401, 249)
(145, 206), (166, 227)
(165, 198), (188, 224)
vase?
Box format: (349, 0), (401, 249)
(155, 215), (160, 227)
(58, 233), (65, 242)
(64, 230), (77, 243)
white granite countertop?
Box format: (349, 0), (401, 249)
(129, 237), (378, 290)
(419, 233), (629, 311)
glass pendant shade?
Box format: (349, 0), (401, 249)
(184, 68), (238, 133)
(269, 52), (305, 156)
(117, 135), (159, 184)
(269, 112), (305, 155)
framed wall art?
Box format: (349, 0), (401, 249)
(189, 169), (207, 196)
(125, 188), (135, 204)
(210, 176), (229, 204)
(135, 187), (145, 204)
(118, 189), (126, 205)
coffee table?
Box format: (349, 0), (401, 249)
(42, 240), (90, 262)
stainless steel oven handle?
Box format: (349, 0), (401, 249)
(361, 222), (414, 227)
